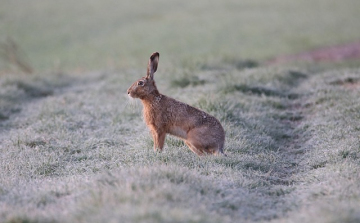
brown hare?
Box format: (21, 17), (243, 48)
(127, 52), (225, 156)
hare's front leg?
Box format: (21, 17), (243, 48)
(151, 129), (166, 152)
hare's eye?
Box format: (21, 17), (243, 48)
(138, 81), (144, 86)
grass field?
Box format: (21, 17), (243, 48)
(1, 1), (360, 223)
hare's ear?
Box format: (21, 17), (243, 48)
(146, 52), (159, 80)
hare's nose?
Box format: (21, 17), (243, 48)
(127, 90), (130, 94)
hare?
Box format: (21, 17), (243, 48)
(127, 52), (225, 156)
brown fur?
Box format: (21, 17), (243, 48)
(127, 52), (225, 156)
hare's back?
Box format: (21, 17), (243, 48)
(164, 96), (223, 129)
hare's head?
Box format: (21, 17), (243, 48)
(127, 52), (160, 99)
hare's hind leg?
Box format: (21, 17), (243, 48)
(185, 141), (204, 156)
(186, 127), (223, 155)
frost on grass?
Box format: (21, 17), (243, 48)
(1, 67), (360, 222)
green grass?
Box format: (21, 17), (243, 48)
(1, 0), (360, 72)
(1, 1), (360, 223)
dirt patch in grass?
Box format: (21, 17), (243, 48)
(267, 41), (360, 64)
(329, 76), (360, 90)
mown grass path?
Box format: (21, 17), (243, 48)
(1, 67), (360, 222)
